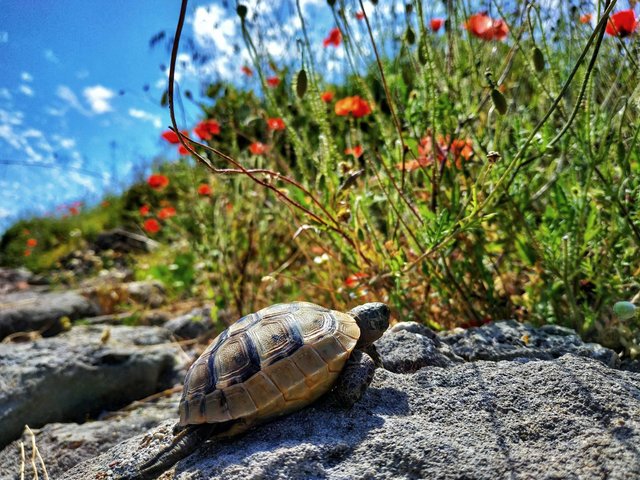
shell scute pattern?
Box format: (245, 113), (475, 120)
(179, 302), (360, 427)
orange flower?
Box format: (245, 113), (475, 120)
(334, 95), (372, 118)
(345, 272), (368, 288)
(606, 9), (637, 37)
(158, 206), (176, 220)
(355, 11), (365, 20)
(178, 144), (189, 155)
(580, 13), (592, 24)
(69, 206), (80, 216)
(197, 184), (212, 196)
(323, 27), (342, 47)
(139, 204), (150, 216)
(345, 145), (363, 158)
(266, 77), (280, 87)
(465, 13), (509, 41)
(26, 238), (37, 247)
(24, 249), (32, 257)
(431, 18), (444, 32)
(249, 142), (268, 155)
(194, 119), (221, 140)
(241, 65), (253, 76)
(321, 91), (334, 103)
(148, 174), (169, 190)
(398, 134), (474, 171)
(161, 130), (188, 144)
(267, 117), (286, 131)
(143, 218), (161, 234)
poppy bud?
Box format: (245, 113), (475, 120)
(532, 46), (545, 72)
(418, 38), (428, 65)
(327, 0), (336, 6)
(296, 69), (308, 98)
(406, 27), (416, 44)
(491, 88), (508, 115)
(614, 301), (637, 321)
(236, 5), (247, 19)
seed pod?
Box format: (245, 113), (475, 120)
(236, 5), (247, 19)
(418, 37), (428, 65)
(296, 69), (308, 99)
(614, 301), (637, 320)
(532, 46), (545, 72)
(406, 27), (416, 45)
(491, 88), (508, 115)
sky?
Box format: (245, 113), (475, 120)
(0, 0), (371, 234)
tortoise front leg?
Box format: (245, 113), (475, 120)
(330, 350), (377, 408)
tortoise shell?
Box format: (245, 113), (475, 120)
(178, 302), (361, 431)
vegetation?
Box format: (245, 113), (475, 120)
(2, 1), (639, 356)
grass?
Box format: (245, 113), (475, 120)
(2, 1), (639, 356)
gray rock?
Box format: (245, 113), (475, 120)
(66, 354), (640, 480)
(0, 290), (101, 340)
(93, 228), (159, 253)
(0, 393), (179, 480)
(441, 319), (620, 367)
(0, 325), (180, 449)
(125, 281), (166, 308)
(375, 328), (463, 373)
(164, 307), (214, 339)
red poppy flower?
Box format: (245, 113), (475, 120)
(26, 238), (37, 247)
(465, 13), (509, 41)
(323, 27), (342, 47)
(178, 144), (189, 155)
(161, 130), (188, 144)
(194, 119), (221, 140)
(345, 272), (368, 288)
(580, 13), (592, 24)
(148, 173), (169, 190)
(241, 66), (253, 76)
(143, 219), (161, 234)
(431, 18), (444, 32)
(197, 184), (212, 196)
(267, 117), (286, 131)
(606, 9), (637, 37)
(345, 145), (363, 158)
(335, 95), (372, 118)
(158, 206), (176, 220)
(139, 204), (150, 216)
(69, 206), (80, 216)
(355, 11), (365, 21)
(249, 142), (268, 155)
(266, 77), (280, 87)
(321, 91), (334, 103)
(24, 250), (31, 257)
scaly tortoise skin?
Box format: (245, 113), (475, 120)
(123, 301), (390, 480)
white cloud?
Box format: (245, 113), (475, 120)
(0, 207), (11, 219)
(44, 106), (65, 116)
(52, 134), (76, 149)
(0, 88), (11, 100)
(19, 85), (34, 97)
(83, 85), (115, 114)
(76, 69), (89, 79)
(128, 108), (161, 128)
(44, 49), (60, 64)
(56, 85), (88, 115)
(68, 171), (97, 192)
(21, 72), (33, 82)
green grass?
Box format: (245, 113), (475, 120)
(2, 1), (639, 356)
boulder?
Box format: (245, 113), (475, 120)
(440, 319), (620, 367)
(66, 353), (640, 480)
(0, 392), (178, 480)
(0, 290), (101, 340)
(164, 306), (215, 339)
(93, 228), (159, 254)
(0, 325), (180, 449)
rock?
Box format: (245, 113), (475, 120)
(0, 268), (34, 295)
(164, 307), (215, 339)
(93, 228), (159, 254)
(0, 392), (179, 480)
(0, 290), (101, 340)
(65, 354), (640, 480)
(440, 319), (620, 367)
(0, 325), (180, 449)
(126, 281), (166, 308)
(81, 280), (165, 314)
(375, 327), (463, 373)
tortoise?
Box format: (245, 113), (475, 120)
(122, 301), (390, 479)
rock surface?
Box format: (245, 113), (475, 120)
(0, 325), (180, 449)
(55, 321), (639, 480)
(163, 306), (215, 339)
(0, 290), (101, 340)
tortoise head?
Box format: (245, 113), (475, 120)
(348, 302), (390, 348)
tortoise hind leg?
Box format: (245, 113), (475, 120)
(118, 421), (234, 480)
(330, 350), (377, 408)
